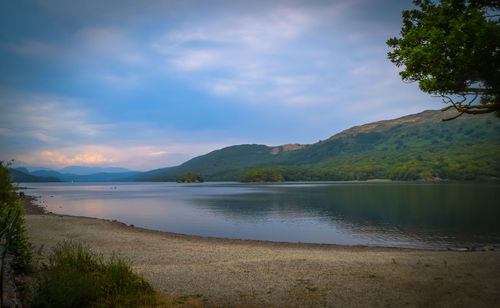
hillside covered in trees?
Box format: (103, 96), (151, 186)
(131, 110), (500, 182)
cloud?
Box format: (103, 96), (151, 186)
(16, 147), (115, 167)
(170, 49), (218, 71)
(151, 6), (324, 101)
(150, 2), (400, 109)
(155, 7), (316, 63)
(38, 150), (113, 165)
(162, 6), (315, 49)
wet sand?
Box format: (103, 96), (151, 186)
(23, 197), (500, 307)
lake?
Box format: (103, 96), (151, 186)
(21, 181), (500, 250)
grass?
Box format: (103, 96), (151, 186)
(32, 241), (159, 308)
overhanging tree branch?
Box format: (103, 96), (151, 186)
(439, 93), (499, 120)
(387, 0), (500, 121)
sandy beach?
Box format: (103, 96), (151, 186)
(23, 197), (500, 307)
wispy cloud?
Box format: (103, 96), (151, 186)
(148, 2), (414, 110)
(161, 7), (315, 50)
(151, 5), (341, 106)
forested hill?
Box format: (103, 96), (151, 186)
(133, 109), (500, 181)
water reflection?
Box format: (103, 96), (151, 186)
(193, 183), (500, 247)
(22, 182), (500, 249)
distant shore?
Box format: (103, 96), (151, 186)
(22, 196), (500, 307)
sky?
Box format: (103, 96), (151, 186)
(0, 0), (441, 171)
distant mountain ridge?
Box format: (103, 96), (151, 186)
(9, 168), (60, 182)
(13, 109), (500, 182)
(11, 166), (139, 183)
(58, 166), (133, 175)
(130, 109), (500, 182)
(29, 170), (140, 182)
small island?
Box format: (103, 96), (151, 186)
(176, 172), (204, 183)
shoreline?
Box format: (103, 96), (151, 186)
(21, 195), (494, 252)
(22, 194), (446, 252)
(23, 194), (497, 252)
(22, 195), (500, 307)
(21, 195), (414, 252)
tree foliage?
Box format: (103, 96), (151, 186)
(387, 0), (500, 120)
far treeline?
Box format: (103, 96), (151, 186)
(239, 157), (496, 182)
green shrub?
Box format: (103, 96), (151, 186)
(33, 241), (158, 308)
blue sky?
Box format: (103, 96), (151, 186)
(0, 0), (440, 170)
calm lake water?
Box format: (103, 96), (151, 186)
(21, 182), (500, 249)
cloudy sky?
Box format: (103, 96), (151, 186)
(0, 0), (440, 171)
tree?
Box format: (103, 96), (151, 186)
(387, 0), (500, 120)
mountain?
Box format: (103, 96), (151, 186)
(30, 169), (139, 182)
(8, 160), (56, 173)
(25, 166), (55, 172)
(10, 168), (60, 183)
(58, 166), (133, 175)
(131, 110), (500, 182)
(8, 163), (137, 182)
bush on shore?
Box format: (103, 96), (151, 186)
(0, 161), (32, 273)
(33, 241), (159, 308)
